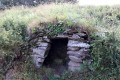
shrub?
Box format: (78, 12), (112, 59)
(0, 18), (27, 74)
(90, 32), (120, 74)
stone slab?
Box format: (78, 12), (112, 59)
(68, 34), (80, 40)
(67, 47), (80, 51)
(68, 40), (90, 48)
(69, 56), (82, 62)
(68, 61), (81, 67)
(56, 34), (69, 38)
(32, 48), (47, 57)
(38, 38), (50, 42)
(37, 42), (49, 47)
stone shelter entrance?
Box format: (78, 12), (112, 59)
(30, 28), (92, 71)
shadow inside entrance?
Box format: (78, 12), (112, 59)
(43, 38), (69, 73)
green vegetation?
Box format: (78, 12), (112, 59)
(0, 3), (120, 80)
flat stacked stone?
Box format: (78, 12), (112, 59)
(29, 28), (92, 72)
(67, 32), (91, 71)
(31, 37), (51, 68)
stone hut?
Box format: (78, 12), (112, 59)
(29, 23), (92, 72)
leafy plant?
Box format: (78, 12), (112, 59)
(47, 20), (67, 36)
(91, 32), (120, 74)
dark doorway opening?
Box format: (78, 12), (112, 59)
(43, 38), (69, 72)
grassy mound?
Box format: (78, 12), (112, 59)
(0, 3), (120, 80)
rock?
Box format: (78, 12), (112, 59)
(37, 42), (49, 47)
(38, 38), (50, 42)
(68, 40), (90, 48)
(68, 66), (81, 71)
(43, 76), (50, 80)
(27, 27), (32, 37)
(68, 61), (81, 67)
(43, 36), (48, 39)
(31, 54), (44, 59)
(53, 74), (61, 78)
(83, 59), (93, 65)
(56, 34), (68, 38)
(35, 61), (42, 68)
(0, 57), (3, 67)
(77, 33), (87, 37)
(67, 47), (80, 51)
(37, 58), (44, 63)
(80, 48), (91, 53)
(69, 34), (80, 40)
(67, 51), (89, 57)
(6, 69), (15, 80)
(64, 29), (78, 34)
(37, 47), (48, 50)
(31, 55), (44, 68)
(69, 56), (82, 62)
(32, 48), (46, 57)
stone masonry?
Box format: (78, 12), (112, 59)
(30, 28), (92, 71)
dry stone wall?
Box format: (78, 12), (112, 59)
(30, 28), (92, 71)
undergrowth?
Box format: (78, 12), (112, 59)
(0, 3), (120, 80)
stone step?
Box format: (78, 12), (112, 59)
(69, 56), (83, 63)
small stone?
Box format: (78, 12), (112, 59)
(43, 36), (48, 39)
(37, 58), (44, 63)
(68, 66), (81, 71)
(69, 56), (82, 62)
(43, 76), (50, 80)
(69, 34), (80, 40)
(53, 74), (61, 78)
(36, 62), (42, 68)
(64, 29), (78, 34)
(83, 59), (93, 65)
(6, 69), (14, 80)
(77, 33), (87, 37)
(27, 27), (32, 36)
(68, 61), (81, 67)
